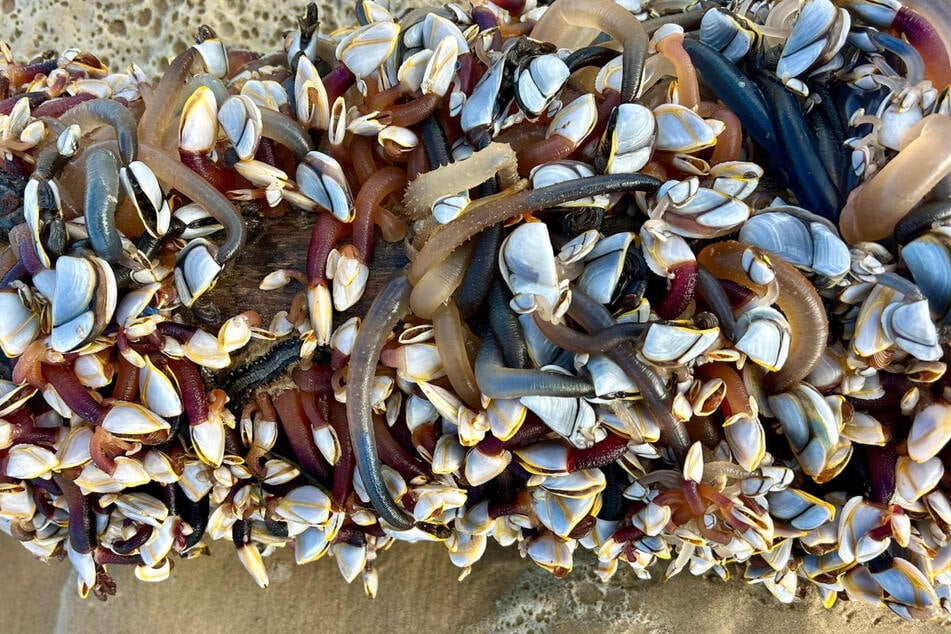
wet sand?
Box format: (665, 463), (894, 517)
(2, 535), (948, 633)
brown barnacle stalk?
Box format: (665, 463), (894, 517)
(1, 45), (57, 91)
(488, 488), (533, 520)
(372, 414), (427, 482)
(52, 471), (96, 555)
(348, 134), (377, 184)
(270, 388), (331, 483)
(6, 407), (57, 446)
(381, 94), (441, 128)
(160, 355), (228, 467)
(694, 362), (765, 472)
(697, 102), (742, 165)
(293, 364), (334, 393)
(305, 211), (349, 344)
(654, 261), (699, 321)
(352, 165), (406, 270)
(652, 480), (738, 545)
(698, 241), (827, 394)
(31, 93), (95, 118)
(327, 398), (354, 508)
(514, 433), (631, 475)
(650, 25), (699, 111)
(517, 94), (597, 176)
(109, 523), (154, 556)
(93, 546), (143, 567)
(298, 386), (339, 466)
(42, 362), (104, 423)
(112, 354), (140, 402)
(89, 425), (136, 475)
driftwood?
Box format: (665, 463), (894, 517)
(206, 208), (409, 325)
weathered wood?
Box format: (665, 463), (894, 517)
(205, 206), (409, 337)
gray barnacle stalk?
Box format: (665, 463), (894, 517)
(135, 142), (246, 306)
(345, 274), (416, 530)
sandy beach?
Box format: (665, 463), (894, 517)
(2, 533), (948, 633)
(4, 0), (951, 631)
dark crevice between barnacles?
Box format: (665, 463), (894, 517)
(189, 299), (222, 327)
(178, 488), (210, 554)
(0, 168), (26, 237)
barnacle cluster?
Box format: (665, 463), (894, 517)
(1, 0), (951, 619)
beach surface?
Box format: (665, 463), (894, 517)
(3, 534), (949, 634)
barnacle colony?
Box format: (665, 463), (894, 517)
(1, 0), (951, 619)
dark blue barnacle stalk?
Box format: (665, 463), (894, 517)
(686, 21), (854, 220)
(808, 79), (852, 196)
(454, 131), (504, 320)
(564, 46), (621, 73)
(487, 281), (531, 370)
(752, 61), (843, 220)
(895, 200), (951, 325)
(556, 206), (605, 236)
(597, 463), (629, 522)
(836, 80), (889, 193)
(680, 39), (782, 157)
(82, 147), (123, 263)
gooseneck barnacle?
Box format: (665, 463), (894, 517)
(3, 0), (951, 618)
(530, 0), (649, 102)
(345, 273), (416, 530)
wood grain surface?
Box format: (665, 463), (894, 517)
(203, 206), (408, 340)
